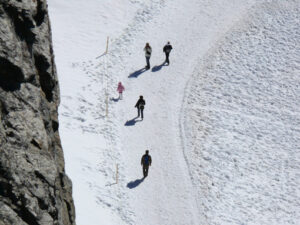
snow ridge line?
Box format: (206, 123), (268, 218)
(178, 3), (259, 223)
(179, 0), (260, 183)
(180, 1), (300, 224)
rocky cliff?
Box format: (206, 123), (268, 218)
(0, 0), (75, 224)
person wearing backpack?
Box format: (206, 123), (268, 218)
(135, 95), (146, 120)
(163, 41), (173, 65)
(144, 43), (152, 69)
(141, 150), (152, 177)
(117, 82), (125, 100)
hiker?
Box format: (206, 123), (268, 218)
(117, 82), (125, 99)
(144, 43), (152, 69)
(141, 150), (152, 177)
(135, 95), (145, 120)
(163, 41), (173, 65)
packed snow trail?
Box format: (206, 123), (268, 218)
(98, 0), (257, 224)
(48, 0), (257, 224)
(47, 0), (299, 224)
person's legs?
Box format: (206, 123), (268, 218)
(137, 108), (140, 117)
(145, 166), (149, 176)
(141, 108), (144, 120)
(120, 92), (122, 100)
(146, 56), (150, 69)
(165, 53), (170, 64)
(143, 165), (149, 177)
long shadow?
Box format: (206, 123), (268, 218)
(151, 62), (167, 72)
(95, 52), (106, 59)
(127, 178), (145, 189)
(124, 117), (141, 126)
(110, 97), (120, 102)
(128, 68), (148, 78)
(105, 182), (117, 186)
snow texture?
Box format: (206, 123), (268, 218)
(48, 0), (300, 224)
(182, 1), (300, 224)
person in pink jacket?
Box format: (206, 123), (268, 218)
(117, 82), (125, 100)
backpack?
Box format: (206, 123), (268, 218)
(143, 155), (149, 165)
(139, 100), (145, 109)
(164, 45), (172, 53)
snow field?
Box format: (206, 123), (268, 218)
(182, 1), (300, 224)
(48, 0), (300, 224)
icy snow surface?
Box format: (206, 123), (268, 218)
(48, 0), (300, 224)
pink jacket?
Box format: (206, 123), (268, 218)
(117, 83), (125, 93)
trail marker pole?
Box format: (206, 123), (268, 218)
(116, 164), (119, 184)
(105, 36), (109, 54)
(105, 93), (108, 117)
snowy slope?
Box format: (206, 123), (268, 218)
(182, 1), (300, 224)
(48, 0), (300, 224)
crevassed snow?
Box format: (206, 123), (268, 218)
(48, 0), (300, 224)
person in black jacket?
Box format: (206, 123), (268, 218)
(141, 150), (152, 177)
(163, 41), (173, 65)
(135, 95), (146, 120)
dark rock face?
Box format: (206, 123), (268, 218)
(0, 0), (75, 224)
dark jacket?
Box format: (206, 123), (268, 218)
(163, 44), (173, 53)
(141, 154), (152, 166)
(135, 99), (146, 109)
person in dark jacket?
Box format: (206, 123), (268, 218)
(135, 95), (146, 120)
(163, 41), (173, 65)
(141, 150), (152, 177)
(144, 43), (152, 69)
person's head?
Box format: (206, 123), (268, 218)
(145, 150), (149, 154)
(146, 43), (149, 47)
(167, 41), (170, 44)
(140, 95), (143, 99)
(118, 82), (122, 85)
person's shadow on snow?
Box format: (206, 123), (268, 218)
(151, 62), (167, 72)
(127, 178), (145, 189)
(128, 68), (148, 78)
(124, 117), (141, 126)
(110, 97), (120, 102)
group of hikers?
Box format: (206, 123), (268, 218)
(116, 42), (173, 178)
(144, 41), (173, 69)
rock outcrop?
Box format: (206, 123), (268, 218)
(0, 0), (75, 224)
